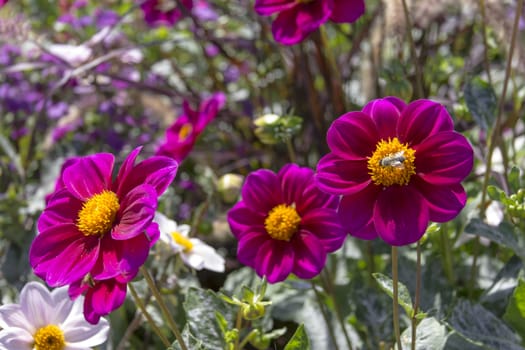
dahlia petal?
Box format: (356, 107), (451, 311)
(114, 146), (142, 190)
(272, 1), (332, 45)
(413, 177), (467, 222)
(330, 0), (365, 23)
(112, 184), (158, 240)
(291, 232), (327, 279)
(146, 221), (160, 247)
(0, 305), (30, 332)
(227, 202), (266, 238)
(19, 282), (54, 328)
(30, 223), (100, 286)
(91, 233), (150, 280)
(49, 285), (76, 324)
(278, 163), (313, 205)
(255, 240), (294, 283)
(315, 153), (371, 195)
(189, 243), (225, 272)
(83, 280), (127, 324)
(63, 153), (114, 201)
(326, 111), (379, 159)
(374, 186), (429, 246)
(241, 169), (282, 214)
(362, 97), (403, 140)
(37, 189), (82, 233)
(68, 280), (89, 300)
(0, 327), (33, 349)
(397, 100), (454, 145)
(62, 314), (109, 347)
(116, 155), (178, 198)
(236, 231), (269, 266)
(50, 157), (81, 197)
(195, 92), (226, 132)
(254, 0), (296, 15)
(414, 131), (473, 185)
(300, 209), (346, 252)
(338, 184), (380, 240)
(298, 181), (339, 213)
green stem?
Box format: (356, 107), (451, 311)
(411, 241), (422, 350)
(392, 246), (403, 350)
(478, 0), (493, 85)
(238, 329), (258, 349)
(400, 0), (424, 98)
(233, 308), (243, 350)
(440, 224), (455, 284)
(285, 137), (297, 163)
(140, 266), (188, 350)
(128, 283), (172, 348)
(311, 282), (340, 350)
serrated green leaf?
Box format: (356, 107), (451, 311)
(504, 279), (525, 339)
(372, 272), (413, 317)
(464, 77), (497, 130)
(464, 219), (525, 260)
(284, 324), (310, 350)
(400, 317), (447, 350)
(447, 299), (524, 350)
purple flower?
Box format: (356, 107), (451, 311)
(228, 164), (347, 283)
(254, 0), (365, 45)
(316, 97), (474, 246)
(139, 0), (193, 27)
(156, 92), (226, 163)
(29, 147), (177, 322)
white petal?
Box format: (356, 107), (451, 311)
(191, 243), (225, 273)
(0, 327), (33, 350)
(177, 224), (191, 237)
(20, 282), (55, 328)
(154, 212), (178, 236)
(63, 316), (109, 348)
(0, 305), (33, 333)
(50, 285), (76, 324)
(181, 252), (205, 270)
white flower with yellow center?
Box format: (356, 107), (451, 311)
(0, 282), (109, 350)
(154, 212), (225, 273)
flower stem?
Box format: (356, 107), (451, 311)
(400, 0), (424, 98)
(392, 246), (403, 350)
(233, 308), (243, 350)
(285, 137), (297, 163)
(440, 224), (455, 284)
(128, 283), (171, 348)
(140, 266), (188, 350)
(311, 282), (340, 350)
(411, 241), (422, 350)
(478, 0), (493, 85)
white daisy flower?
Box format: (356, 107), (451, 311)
(154, 212), (225, 273)
(0, 281), (109, 350)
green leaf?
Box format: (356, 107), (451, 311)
(183, 288), (236, 350)
(372, 272), (413, 317)
(508, 167), (522, 194)
(487, 185), (504, 201)
(447, 299), (524, 350)
(464, 219), (525, 261)
(504, 279), (525, 339)
(400, 317), (447, 350)
(464, 77), (497, 130)
(284, 324), (310, 350)
(170, 326), (206, 350)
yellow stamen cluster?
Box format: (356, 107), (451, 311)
(367, 137), (416, 187)
(77, 190), (120, 236)
(264, 204), (301, 241)
(171, 231), (194, 251)
(33, 325), (65, 350)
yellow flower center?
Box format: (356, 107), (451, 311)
(171, 231), (194, 251)
(264, 204), (301, 241)
(367, 137), (416, 187)
(178, 123), (193, 141)
(76, 190), (120, 236)
(33, 325), (65, 350)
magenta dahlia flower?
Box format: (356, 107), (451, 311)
(227, 164), (346, 283)
(156, 92), (226, 162)
(254, 0), (365, 45)
(139, 0), (193, 27)
(315, 97), (473, 246)
(29, 146), (177, 290)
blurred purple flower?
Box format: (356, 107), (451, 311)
(254, 0), (365, 45)
(139, 0), (193, 27)
(193, 0), (218, 21)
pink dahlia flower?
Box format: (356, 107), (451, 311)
(227, 164), (346, 283)
(156, 92), (226, 163)
(139, 0), (193, 27)
(316, 97), (474, 246)
(254, 0), (365, 45)
(29, 147), (177, 319)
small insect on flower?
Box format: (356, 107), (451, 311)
(380, 151), (406, 168)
